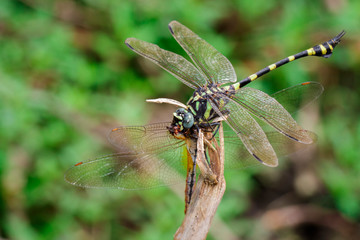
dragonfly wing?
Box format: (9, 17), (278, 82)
(221, 129), (317, 169)
(209, 97), (278, 167)
(271, 82), (324, 114)
(125, 38), (207, 89)
(169, 21), (237, 85)
(108, 122), (175, 152)
(65, 123), (187, 189)
(232, 88), (313, 144)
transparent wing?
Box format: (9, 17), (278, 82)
(169, 21), (237, 85)
(221, 129), (317, 170)
(271, 82), (324, 114)
(231, 88), (313, 144)
(209, 97), (278, 167)
(219, 82), (322, 169)
(125, 38), (207, 89)
(65, 123), (187, 189)
(108, 122), (180, 153)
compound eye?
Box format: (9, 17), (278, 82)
(183, 112), (194, 129)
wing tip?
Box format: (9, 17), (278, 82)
(168, 20), (180, 35)
(283, 131), (315, 145)
(64, 171), (76, 186)
(301, 82), (311, 86)
(252, 153), (278, 167)
(169, 20), (179, 27)
(168, 25), (174, 35)
(124, 38), (135, 50)
(74, 161), (83, 166)
(297, 130), (317, 144)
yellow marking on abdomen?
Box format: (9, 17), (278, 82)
(288, 56), (295, 61)
(269, 64), (276, 70)
(327, 42), (333, 51)
(233, 82), (240, 90)
(319, 44), (327, 54)
(249, 74), (258, 81)
(307, 48), (315, 56)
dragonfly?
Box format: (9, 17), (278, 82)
(65, 21), (344, 212)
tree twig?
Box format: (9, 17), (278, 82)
(174, 123), (226, 240)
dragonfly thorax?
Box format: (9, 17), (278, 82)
(168, 85), (227, 139)
(187, 85), (231, 124)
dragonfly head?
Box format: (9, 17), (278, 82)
(172, 108), (194, 130)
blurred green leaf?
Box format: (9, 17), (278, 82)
(1, 0), (359, 239)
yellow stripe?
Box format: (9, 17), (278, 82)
(249, 74), (258, 81)
(222, 85), (230, 91)
(204, 107), (211, 119)
(269, 64), (276, 70)
(193, 93), (200, 101)
(327, 42), (333, 51)
(307, 48), (315, 56)
(188, 105), (196, 115)
(288, 56), (295, 61)
(319, 44), (327, 55)
(233, 82), (240, 90)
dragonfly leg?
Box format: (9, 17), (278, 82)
(196, 130), (218, 184)
(184, 139), (197, 213)
(209, 123), (220, 140)
(204, 149), (210, 165)
(200, 121), (220, 140)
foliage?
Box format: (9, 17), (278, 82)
(1, 0), (359, 239)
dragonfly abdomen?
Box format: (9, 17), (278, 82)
(234, 30), (346, 89)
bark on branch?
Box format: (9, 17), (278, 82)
(174, 123), (226, 240)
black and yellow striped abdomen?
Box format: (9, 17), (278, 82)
(229, 30), (346, 91)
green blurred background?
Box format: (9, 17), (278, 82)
(1, 0), (359, 239)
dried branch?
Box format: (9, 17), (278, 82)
(174, 123), (226, 240)
(195, 129), (218, 185)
